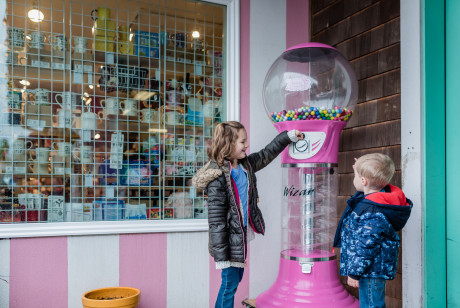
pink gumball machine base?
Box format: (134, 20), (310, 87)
(256, 249), (359, 308)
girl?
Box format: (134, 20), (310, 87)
(192, 121), (302, 308)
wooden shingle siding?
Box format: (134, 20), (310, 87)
(312, 0), (402, 306)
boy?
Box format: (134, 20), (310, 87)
(333, 153), (413, 308)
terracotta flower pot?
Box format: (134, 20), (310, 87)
(82, 287), (140, 308)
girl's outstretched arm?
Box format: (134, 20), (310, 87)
(246, 131), (292, 172)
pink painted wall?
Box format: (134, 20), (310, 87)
(10, 237), (68, 308)
(119, 234), (167, 308)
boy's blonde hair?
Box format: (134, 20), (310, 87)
(210, 121), (246, 166)
(354, 153), (395, 190)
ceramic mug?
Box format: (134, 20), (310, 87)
(100, 97), (119, 116)
(120, 99), (137, 116)
(27, 31), (47, 50)
(8, 28), (25, 50)
(55, 92), (80, 109)
(29, 147), (50, 164)
(56, 108), (72, 128)
(28, 88), (50, 105)
(12, 140), (33, 160)
(30, 162), (50, 174)
(140, 109), (159, 123)
(52, 34), (67, 51)
(52, 142), (71, 157)
(73, 145), (93, 164)
(73, 37), (89, 54)
(81, 111), (99, 130)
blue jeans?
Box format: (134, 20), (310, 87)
(359, 277), (386, 308)
(215, 267), (244, 308)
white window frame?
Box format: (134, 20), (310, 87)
(0, 0), (240, 238)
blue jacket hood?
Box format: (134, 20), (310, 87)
(334, 185), (413, 248)
(350, 184), (413, 232)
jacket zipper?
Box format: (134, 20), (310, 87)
(244, 165), (264, 235)
(228, 161), (246, 260)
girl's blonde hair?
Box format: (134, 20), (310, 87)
(210, 121), (246, 166)
(355, 153), (395, 190)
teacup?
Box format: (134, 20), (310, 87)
(56, 108), (72, 128)
(81, 111), (99, 130)
(120, 99), (138, 116)
(27, 31), (47, 50)
(28, 147), (50, 164)
(55, 92), (81, 109)
(140, 109), (159, 123)
(12, 140), (33, 160)
(73, 145), (93, 164)
(99, 97), (119, 116)
(29, 162), (50, 174)
(52, 142), (71, 157)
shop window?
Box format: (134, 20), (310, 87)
(0, 0), (226, 225)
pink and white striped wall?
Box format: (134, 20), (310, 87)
(0, 1), (309, 307)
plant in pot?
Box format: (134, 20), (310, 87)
(82, 287), (140, 308)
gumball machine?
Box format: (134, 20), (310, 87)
(256, 43), (359, 307)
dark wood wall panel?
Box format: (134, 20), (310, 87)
(312, 0), (402, 306)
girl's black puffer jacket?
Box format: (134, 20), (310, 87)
(192, 131), (291, 263)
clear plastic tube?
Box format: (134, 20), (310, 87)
(281, 167), (337, 255)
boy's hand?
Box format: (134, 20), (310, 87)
(295, 130), (304, 140)
(347, 277), (359, 288)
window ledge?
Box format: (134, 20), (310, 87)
(0, 220), (209, 238)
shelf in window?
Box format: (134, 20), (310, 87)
(27, 128), (81, 139)
(92, 51), (213, 76)
(94, 51), (159, 67)
(9, 64), (91, 92)
(96, 116), (205, 133)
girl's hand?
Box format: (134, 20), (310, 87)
(347, 277), (359, 288)
(295, 130), (304, 140)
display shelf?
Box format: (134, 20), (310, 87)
(9, 64), (91, 92)
(27, 127), (81, 139)
(92, 50), (213, 76)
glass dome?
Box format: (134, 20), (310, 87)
(263, 43), (358, 123)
